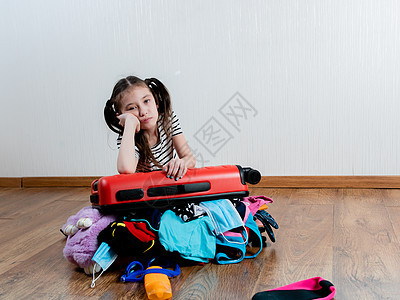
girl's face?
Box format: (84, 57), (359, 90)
(119, 85), (159, 132)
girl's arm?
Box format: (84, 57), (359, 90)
(116, 114), (140, 174)
(164, 134), (196, 180)
(173, 133), (196, 167)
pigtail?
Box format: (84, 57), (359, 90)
(145, 78), (173, 138)
(104, 99), (123, 135)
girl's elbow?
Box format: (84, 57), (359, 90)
(117, 164), (136, 174)
(117, 156), (138, 174)
(118, 168), (134, 174)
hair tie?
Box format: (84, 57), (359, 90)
(145, 78), (159, 89)
(145, 78), (162, 103)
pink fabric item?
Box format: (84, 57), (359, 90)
(62, 207), (116, 268)
(269, 277), (336, 300)
(242, 196), (273, 216)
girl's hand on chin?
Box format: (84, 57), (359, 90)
(117, 113), (140, 133)
(163, 159), (188, 181)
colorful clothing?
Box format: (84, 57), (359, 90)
(158, 210), (216, 263)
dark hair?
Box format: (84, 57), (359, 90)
(104, 76), (173, 169)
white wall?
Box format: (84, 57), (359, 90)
(1, 0), (399, 177)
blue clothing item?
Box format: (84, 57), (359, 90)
(215, 210), (263, 265)
(158, 210), (216, 263)
(199, 199), (245, 235)
(244, 213), (263, 258)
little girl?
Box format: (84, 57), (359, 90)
(104, 76), (195, 180)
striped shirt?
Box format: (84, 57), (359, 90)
(117, 113), (183, 172)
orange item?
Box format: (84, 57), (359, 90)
(259, 204), (269, 210)
(144, 266), (172, 300)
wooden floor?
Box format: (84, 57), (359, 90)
(0, 187), (399, 299)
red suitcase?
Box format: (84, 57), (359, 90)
(90, 165), (261, 213)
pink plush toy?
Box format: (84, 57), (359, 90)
(62, 206), (116, 274)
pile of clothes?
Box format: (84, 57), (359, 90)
(61, 196), (278, 285)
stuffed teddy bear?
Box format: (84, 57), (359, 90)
(61, 206), (116, 274)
